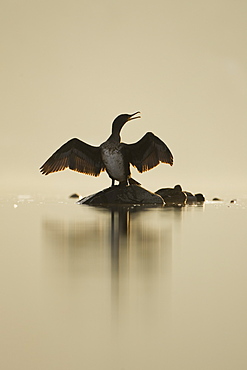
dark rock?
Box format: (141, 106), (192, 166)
(69, 193), (80, 198)
(155, 184), (187, 206)
(184, 191), (205, 204)
(77, 185), (164, 206)
(230, 199), (237, 204)
(156, 185), (205, 205)
(184, 191), (197, 204)
(212, 197), (223, 201)
(195, 193), (205, 202)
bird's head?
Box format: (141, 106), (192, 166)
(112, 112), (141, 134)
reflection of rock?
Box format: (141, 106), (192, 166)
(78, 185), (164, 206)
(155, 185), (187, 206)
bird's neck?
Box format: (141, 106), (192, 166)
(110, 124), (124, 142)
(110, 121), (125, 143)
(108, 131), (121, 143)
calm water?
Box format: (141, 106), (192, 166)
(1, 194), (247, 370)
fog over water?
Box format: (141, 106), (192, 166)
(1, 0), (246, 197)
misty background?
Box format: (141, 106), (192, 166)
(1, 0), (246, 198)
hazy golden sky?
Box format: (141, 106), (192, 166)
(1, 0), (246, 197)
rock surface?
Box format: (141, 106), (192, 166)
(77, 184), (164, 206)
(195, 193), (205, 202)
(156, 185), (205, 205)
(155, 185), (187, 206)
(69, 193), (80, 198)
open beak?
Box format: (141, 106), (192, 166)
(128, 111), (141, 121)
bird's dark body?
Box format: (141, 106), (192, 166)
(100, 142), (130, 185)
(40, 112), (173, 186)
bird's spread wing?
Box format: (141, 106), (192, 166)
(123, 132), (173, 173)
(40, 138), (105, 176)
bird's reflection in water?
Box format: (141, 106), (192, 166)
(42, 205), (182, 322)
(110, 206), (129, 275)
(109, 207), (130, 320)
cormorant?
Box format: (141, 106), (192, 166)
(40, 112), (173, 186)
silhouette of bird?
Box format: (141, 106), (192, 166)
(40, 112), (173, 186)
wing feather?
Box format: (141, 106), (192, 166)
(40, 138), (105, 176)
(124, 132), (173, 173)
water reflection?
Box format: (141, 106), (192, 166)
(42, 205), (181, 324)
(5, 197), (247, 370)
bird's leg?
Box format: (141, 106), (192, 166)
(119, 180), (128, 186)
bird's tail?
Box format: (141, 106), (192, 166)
(129, 177), (141, 186)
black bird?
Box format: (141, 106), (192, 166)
(40, 112), (173, 186)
